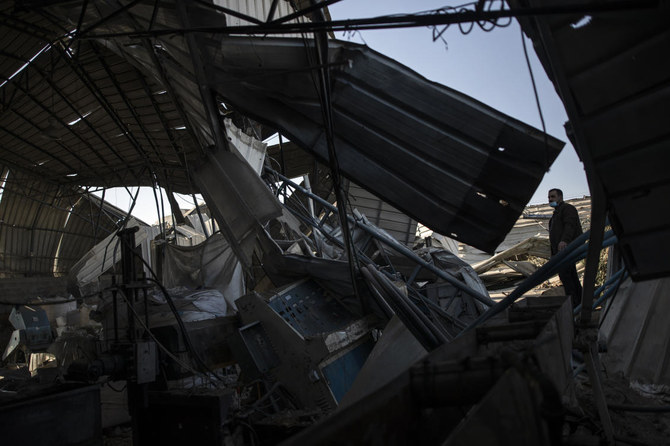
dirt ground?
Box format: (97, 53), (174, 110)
(566, 371), (670, 445)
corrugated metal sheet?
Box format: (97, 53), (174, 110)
(600, 276), (670, 385)
(204, 36), (564, 253)
(0, 169), (137, 278)
(266, 140), (418, 246)
(267, 140), (319, 181)
(512, 0), (670, 280)
(0, 1), (215, 192)
(217, 0), (299, 27)
(347, 183), (417, 247)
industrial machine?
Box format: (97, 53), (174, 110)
(233, 278), (376, 413)
(2, 305), (52, 362)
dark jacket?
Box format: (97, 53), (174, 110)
(549, 202), (582, 255)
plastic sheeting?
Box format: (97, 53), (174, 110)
(161, 234), (244, 312)
(68, 218), (159, 296)
(149, 288), (229, 324)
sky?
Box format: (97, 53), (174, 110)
(327, 0), (589, 202)
(102, 0), (590, 224)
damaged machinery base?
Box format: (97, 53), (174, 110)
(0, 174), (625, 445)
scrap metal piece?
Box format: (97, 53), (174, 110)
(2, 306), (53, 360)
(282, 295), (575, 445)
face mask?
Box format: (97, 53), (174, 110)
(549, 201), (558, 208)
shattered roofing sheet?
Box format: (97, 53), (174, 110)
(204, 37), (564, 253)
(512, 0), (670, 280)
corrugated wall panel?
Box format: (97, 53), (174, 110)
(348, 183), (417, 247)
(55, 194), (125, 276)
(0, 169), (131, 278)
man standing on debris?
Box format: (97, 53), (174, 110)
(548, 188), (583, 307)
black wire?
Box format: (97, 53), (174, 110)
(309, 16), (362, 306)
(82, 2), (660, 40)
(430, 1), (513, 47)
(92, 186), (142, 281)
(520, 24), (550, 169)
(151, 182), (164, 236)
(113, 231), (225, 383)
(181, 154), (209, 238)
(143, 277), (225, 384)
(159, 185), (166, 233)
(113, 285), (213, 382)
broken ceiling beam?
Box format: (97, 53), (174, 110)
(204, 36), (564, 253)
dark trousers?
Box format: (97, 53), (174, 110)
(558, 264), (583, 307)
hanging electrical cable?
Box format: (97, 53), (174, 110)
(308, 5), (364, 308)
(430, 0), (513, 47)
(82, 2), (656, 40)
(520, 24), (550, 169)
(150, 181), (164, 236)
(115, 285), (219, 386)
(113, 228), (226, 384)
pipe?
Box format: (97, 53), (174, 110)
(269, 169), (494, 307)
(573, 268), (627, 315)
(460, 229), (617, 334)
(362, 265), (439, 350)
(359, 267), (395, 320)
(369, 266), (450, 345)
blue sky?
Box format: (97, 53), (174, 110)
(103, 1), (590, 224)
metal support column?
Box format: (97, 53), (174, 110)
(117, 227), (148, 446)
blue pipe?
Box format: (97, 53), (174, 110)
(573, 269), (628, 314)
(459, 229), (617, 334)
(594, 268), (626, 297)
(593, 272), (627, 309)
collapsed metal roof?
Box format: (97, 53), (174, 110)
(1, 0), (563, 268)
(206, 36), (564, 252)
(512, 0), (670, 280)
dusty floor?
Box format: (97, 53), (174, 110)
(99, 372), (670, 445)
(566, 371), (670, 445)
(102, 425), (132, 446)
